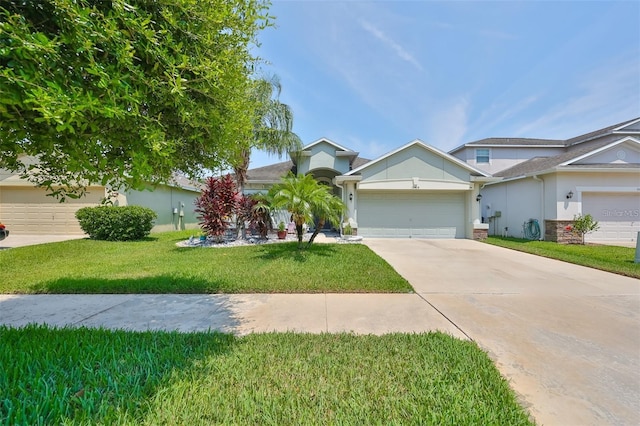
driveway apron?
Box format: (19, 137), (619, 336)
(364, 238), (640, 426)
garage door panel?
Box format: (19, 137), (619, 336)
(358, 192), (465, 238)
(1, 187), (103, 234)
(582, 193), (640, 243)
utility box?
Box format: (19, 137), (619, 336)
(494, 211), (502, 218)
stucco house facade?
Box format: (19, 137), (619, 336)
(246, 138), (492, 239)
(247, 117), (639, 244)
(450, 118), (640, 244)
(0, 169), (201, 234)
(2, 117), (637, 243)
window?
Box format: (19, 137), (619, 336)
(476, 148), (490, 163)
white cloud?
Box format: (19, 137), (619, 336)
(358, 18), (424, 72)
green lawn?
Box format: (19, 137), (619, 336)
(485, 237), (640, 279)
(0, 325), (534, 425)
(0, 231), (412, 294)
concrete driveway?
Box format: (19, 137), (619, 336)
(364, 238), (640, 426)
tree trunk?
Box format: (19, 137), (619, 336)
(233, 149), (250, 239)
(296, 222), (304, 248)
(307, 218), (325, 247)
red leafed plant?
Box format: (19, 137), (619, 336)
(194, 174), (239, 239)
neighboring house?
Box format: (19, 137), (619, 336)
(450, 118), (640, 244)
(0, 169), (201, 235)
(246, 117), (639, 244)
(247, 138), (492, 239)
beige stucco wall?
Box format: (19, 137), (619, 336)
(359, 145), (471, 185)
(453, 146), (564, 175)
(123, 185), (201, 232)
(297, 142), (351, 175)
(480, 177), (543, 237)
(481, 169), (640, 240)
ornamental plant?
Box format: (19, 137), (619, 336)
(194, 175), (239, 240)
(572, 213), (600, 244)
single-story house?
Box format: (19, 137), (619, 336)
(246, 138), (492, 239)
(247, 117), (639, 244)
(0, 168), (202, 234)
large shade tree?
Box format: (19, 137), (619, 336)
(0, 0), (271, 198)
(269, 173), (345, 248)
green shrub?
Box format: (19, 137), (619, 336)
(572, 213), (600, 244)
(75, 206), (157, 241)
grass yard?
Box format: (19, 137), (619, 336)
(485, 237), (640, 279)
(0, 325), (534, 425)
(0, 231), (412, 294)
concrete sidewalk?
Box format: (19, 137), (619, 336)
(0, 293), (467, 338)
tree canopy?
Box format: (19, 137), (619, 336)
(0, 0), (271, 197)
(233, 76), (302, 192)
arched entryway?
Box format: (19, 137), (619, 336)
(309, 168), (342, 230)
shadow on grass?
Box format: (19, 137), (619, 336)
(254, 241), (338, 262)
(0, 324), (237, 424)
(27, 275), (230, 294)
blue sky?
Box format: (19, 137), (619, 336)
(249, 0), (640, 168)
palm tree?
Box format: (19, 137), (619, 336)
(307, 190), (346, 247)
(234, 76), (302, 193)
(269, 173), (345, 248)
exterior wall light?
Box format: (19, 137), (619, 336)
(566, 191), (573, 199)
(476, 194), (482, 202)
(349, 193), (353, 201)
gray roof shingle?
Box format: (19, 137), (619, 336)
(246, 157), (371, 182)
(494, 138), (637, 178)
(564, 117), (639, 146)
(461, 137), (563, 147)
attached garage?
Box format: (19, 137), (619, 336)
(0, 186), (104, 234)
(582, 192), (640, 243)
(357, 191), (467, 238)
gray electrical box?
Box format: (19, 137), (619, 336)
(494, 211), (502, 218)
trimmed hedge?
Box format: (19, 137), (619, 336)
(75, 206), (157, 241)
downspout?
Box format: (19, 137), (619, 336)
(532, 175), (544, 240)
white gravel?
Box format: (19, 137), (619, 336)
(176, 232), (362, 248)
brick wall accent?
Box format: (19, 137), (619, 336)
(473, 228), (488, 240)
(545, 220), (582, 244)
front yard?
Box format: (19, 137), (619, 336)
(0, 325), (534, 425)
(0, 231), (411, 294)
(0, 232), (545, 424)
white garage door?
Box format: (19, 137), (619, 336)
(582, 192), (640, 244)
(357, 192), (466, 238)
(0, 187), (104, 234)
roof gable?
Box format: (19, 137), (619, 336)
(564, 117), (640, 146)
(300, 137), (351, 152)
(562, 137), (640, 166)
(495, 136), (640, 178)
(613, 117), (640, 133)
(347, 139), (489, 179)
